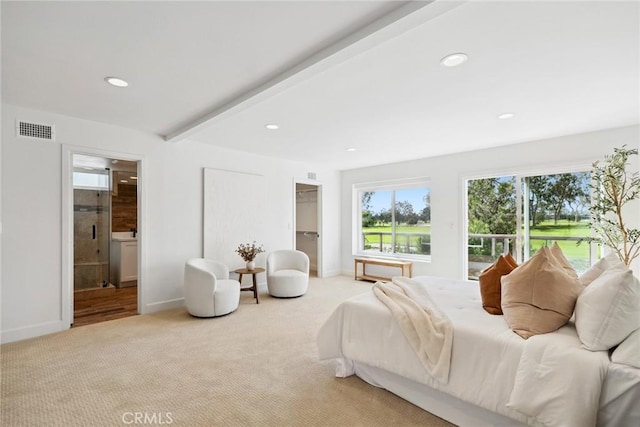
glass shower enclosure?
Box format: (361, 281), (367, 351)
(73, 167), (111, 290)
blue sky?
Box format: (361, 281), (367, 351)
(366, 188), (429, 213)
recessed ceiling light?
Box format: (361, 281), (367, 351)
(120, 180), (128, 183)
(131, 176), (138, 180)
(440, 53), (468, 67)
(497, 112), (515, 119)
(346, 148), (357, 152)
(265, 124), (279, 130)
(105, 77), (129, 87)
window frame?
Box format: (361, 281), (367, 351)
(353, 177), (431, 261)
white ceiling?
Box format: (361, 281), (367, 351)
(3, 1), (639, 170)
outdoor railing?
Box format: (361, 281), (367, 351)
(468, 233), (516, 257)
(467, 233), (594, 278)
(362, 231), (430, 255)
(468, 233), (592, 257)
(362, 231), (593, 269)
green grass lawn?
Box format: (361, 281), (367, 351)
(529, 220), (592, 264)
(529, 220), (590, 237)
(362, 224), (430, 253)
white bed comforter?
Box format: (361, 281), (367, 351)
(317, 276), (610, 427)
(508, 328), (608, 426)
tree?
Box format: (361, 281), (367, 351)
(362, 211), (375, 227)
(526, 173), (590, 225)
(566, 173), (590, 222)
(526, 176), (549, 226)
(468, 178), (494, 231)
(394, 201), (416, 224)
(376, 208), (392, 225)
(361, 191), (375, 227)
(361, 192), (373, 211)
(545, 173), (588, 224)
(586, 146), (640, 266)
(568, 194), (589, 223)
(420, 192), (431, 223)
(493, 179), (517, 234)
(467, 177), (516, 234)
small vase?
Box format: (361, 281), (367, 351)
(246, 260), (255, 271)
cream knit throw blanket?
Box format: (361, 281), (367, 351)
(373, 277), (453, 384)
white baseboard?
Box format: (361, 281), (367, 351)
(321, 269), (345, 278)
(1, 299), (186, 342)
(341, 268), (354, 277)
(143, 297), (184, 314)
(0, 320), (68, 344)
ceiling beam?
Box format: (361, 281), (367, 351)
(164, 0), (465, 143)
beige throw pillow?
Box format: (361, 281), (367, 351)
(501, 246), (581, 339)
(550, 242), (578, 278)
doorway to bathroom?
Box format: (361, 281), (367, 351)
(70, 154), (139, 327)
(294, 182), (322, 277)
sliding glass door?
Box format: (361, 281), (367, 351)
(467, 171), (592, 279)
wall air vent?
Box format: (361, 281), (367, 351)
(16, 120), (55, 141)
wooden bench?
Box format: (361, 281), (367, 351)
(354, 257), (413, 282)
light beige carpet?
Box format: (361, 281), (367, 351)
(1, 276), (454, 427)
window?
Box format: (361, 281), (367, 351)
(355, 179), (431, 258)
(466, 171), (593, 279)
(73, 170), (110, 190)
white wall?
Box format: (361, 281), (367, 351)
(3, 102), (637, 344)
(1, 104), (341, 343)
(341, 125), (640, 279)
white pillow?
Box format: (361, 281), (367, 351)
(575, 268), (640, 351)
(612, 328), (640, 368)
(578, 252), (626, 287)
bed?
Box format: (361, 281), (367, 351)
(317, 276), (640, 427)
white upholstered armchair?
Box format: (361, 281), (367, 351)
(184, 258), (240, 317)
(266, 250), (310, 298)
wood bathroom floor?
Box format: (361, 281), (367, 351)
(73, 287), (138, 327)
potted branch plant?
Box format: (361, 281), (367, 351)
(586, 145), (640, 266)
(235, 241), (265, 271)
